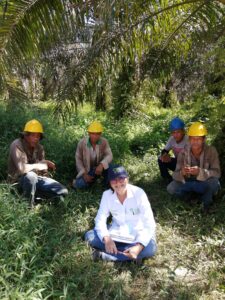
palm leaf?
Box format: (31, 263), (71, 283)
(0, 0), (224, 112)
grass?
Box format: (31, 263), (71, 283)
(0, 101), (224, 299)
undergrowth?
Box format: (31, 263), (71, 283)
(0, 100), (224, 299)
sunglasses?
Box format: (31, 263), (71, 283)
(110, 177), (126, 184)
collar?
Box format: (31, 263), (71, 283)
(21, 137), (40, 153)
(21, 138), (32, 153)
(112, 183), (133, 201)
(187, 143), (206, 167)
(126, 184), (134, 199)
(87, 137), (102, 148)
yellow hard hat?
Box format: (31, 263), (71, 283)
(188, 122), (207, 136)
(23, 119), (44, 133)
(88, 121), (103, 133)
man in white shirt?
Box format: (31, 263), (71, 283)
(85, 165), (157, 262)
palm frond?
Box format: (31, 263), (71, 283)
(0, 0), (224, 112)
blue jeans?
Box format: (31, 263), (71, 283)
(19, 171), (68, 201)
(158, 157), (177, 180)
(74, 168), (109, 189)
(85, 229), (157, 261)
(167, 177), (220, 208)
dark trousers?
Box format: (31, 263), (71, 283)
(158, 157), (177, 180)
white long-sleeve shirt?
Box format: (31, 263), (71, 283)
(95, 184), (156, 247)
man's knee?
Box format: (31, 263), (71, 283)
(24, 171), (38, 184)
(157, 157), (161, 165)
(20, 172), (38, 192)
(158, 158), (166, 168)
(167, 181), (177, 194)
(74, 177), (90, 189)
(57, 186), (68, 196)
(206, 178), (220, 194)
(41, 177), (68, 197)
(19, 172), (38, 198)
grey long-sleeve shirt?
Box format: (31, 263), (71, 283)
(173, 144), (221, 183)
(75, 136), (113, 178)
(8, 138), (45, 182)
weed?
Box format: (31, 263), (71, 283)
(0, 101), (224, 299)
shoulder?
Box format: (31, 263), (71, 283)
(102, 188), (114, 198)
(77, 137), (87, 147)
(128, 183), (146, 197)
(101, 189), (115, 203)
(167, 136), (174, 143)
(205, 144), (218, 155)
(128, 184), (151, 208)
(100, 137), (110, 146)
(181, 142), (190, 153)
(10, 138), (23, 150)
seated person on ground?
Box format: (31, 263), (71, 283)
(85, 165), (157, 262)
(8, 119), (68, 205)
(73, 121), (113, 189)
(167, 122), (221, 213)
(158, 117), (188, 183)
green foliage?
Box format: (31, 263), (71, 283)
(0, 101), (225, 299)
(205, 36), (225, 97)
(0, 102), (32, 179)
(0, 184), (127, 299)
(0, 1), (225, 297)
(111, 61), (136, 118)
(1, 0), (225, 116)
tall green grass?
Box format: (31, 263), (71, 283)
(0, 100), (224, 299)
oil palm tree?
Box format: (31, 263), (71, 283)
(0, 0), (225, 112)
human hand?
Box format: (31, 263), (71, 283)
(189, 166), (200, 176)
(182, 165), (190, 176)
(95, 163), (104, 175)
(44, 160), (56, 171)
(123, 244), (144, 260)
(83, 173), (94, 183)
(182, 165), (199, 177)
(103, 236), (118, 254)
(160, 153), (171, 163)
